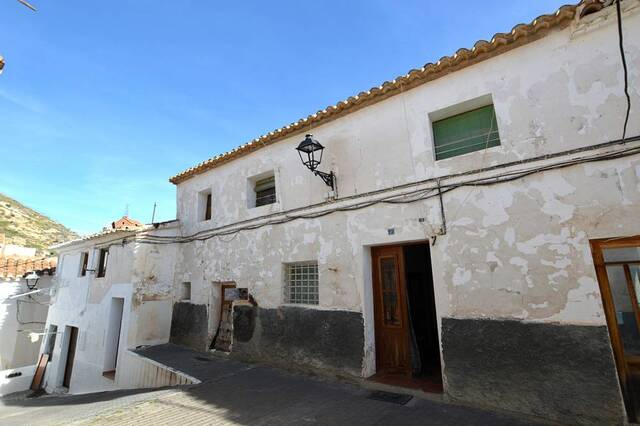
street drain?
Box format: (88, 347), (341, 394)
(194, 356), (212, 362)
(367, 390), (412, 405)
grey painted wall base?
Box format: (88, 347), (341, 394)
(233, 305), (364, 376)
(170, 302), (209, 352)
(441, 318), (625, 424)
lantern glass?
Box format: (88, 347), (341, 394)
(295, 134), (324, 171)
(25, 271), (39, 290)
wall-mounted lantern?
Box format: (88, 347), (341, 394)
(24, 271), (39, 290)
(295, 134), (336, 192)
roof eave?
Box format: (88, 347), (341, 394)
(169, 1), (596, 185)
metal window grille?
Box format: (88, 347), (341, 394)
(286, 262), (318, 305)
(254, 176), (276, 207)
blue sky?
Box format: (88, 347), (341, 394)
(0, 0), (567, 235)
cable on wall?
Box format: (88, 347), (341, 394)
(129, 135), (640, 246)
(616, 0), (631, 141)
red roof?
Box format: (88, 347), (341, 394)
(111, 216), (143, 230)
(0, 256), (57, 279)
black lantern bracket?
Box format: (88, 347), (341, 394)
(314, 170), (335, 191)
(295, 134), (337, 194)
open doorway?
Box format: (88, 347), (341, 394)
(591, 236), (640, 422)
(103, 297), (124, 380)
(209, 282), (236, 352)
(371, 242), (442, 392)
(61, 326), (78, 389)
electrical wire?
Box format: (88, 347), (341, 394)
(16, 298), (47, 325)
(73, 133), (640, 254)
(616, 0), (631, 141)
(128, 137), (640, 246)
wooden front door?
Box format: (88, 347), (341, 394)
(63, 326), (78, 388)
(591, 236), (640, 421)
(372, 245), (410, 375)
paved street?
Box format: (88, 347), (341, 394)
(0, 348), (544, 425)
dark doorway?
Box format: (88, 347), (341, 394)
(371, 242), (442, 392)
(403, 244), (442, 387)
(62, 326), (78, 388)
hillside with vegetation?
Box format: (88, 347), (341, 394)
(0, 192), (79, 254)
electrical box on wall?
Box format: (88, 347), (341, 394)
(224, 287), (248, 301)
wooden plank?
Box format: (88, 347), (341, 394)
(30, 353), (49, 391)
(591, 236), (640, 249)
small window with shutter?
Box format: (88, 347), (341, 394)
(79, 252), (89, 277)
(204, 193), (212, 220)
(432, 104), (500, 160)
(97, 248), (109, 278)
(248, 171), (277, 209)
(198, 189), (212, 221)
(254, 175), (276, 207)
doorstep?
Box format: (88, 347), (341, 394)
(358, 375), (445, 404)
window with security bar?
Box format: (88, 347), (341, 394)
(432, 104), (500, 160)
(254, 175), (276, 207)
(285, 262), (319, 305)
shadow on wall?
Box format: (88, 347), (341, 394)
(232, 305), (364, 377)
(169, 302), (209, 352)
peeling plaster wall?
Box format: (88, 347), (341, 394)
(175, 4), (640, 342)
(172, 6), (639, 421)
(40, 224), (179, 394)
(176, 4), (640, 236)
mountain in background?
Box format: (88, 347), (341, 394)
(0, 192), (79, 254)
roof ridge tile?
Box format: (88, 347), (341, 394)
(169, 1), (596, 185)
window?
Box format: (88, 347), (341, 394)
(198, 189), (212, 221)
(285, 262), (319, 305)
(254, 175), (276, 207)
(180, 282), (191, 301)
(97, 248), (109, 278)
(79, 252), (88, 277)
(432, 104), (500, 160)
(205, 193), (212, 220)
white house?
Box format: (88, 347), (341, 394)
(36, 217), (197, 395)
(162, 1), (639, 424)
(28, 0), (640, 423)
(0, 254), (55, 396)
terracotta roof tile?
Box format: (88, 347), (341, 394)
(112, 216), (144, 230)
(50, 216), (146, 250)
(0, 256), (57, 279)
(169, 0), (603, 185)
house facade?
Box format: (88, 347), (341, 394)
(0, 255), (55, 370)
(165, 1), (640, 423)
(37, 218), (190, 395)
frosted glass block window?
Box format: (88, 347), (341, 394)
(286, 262), (318, 305)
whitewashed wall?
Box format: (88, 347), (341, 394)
(173, 3), (640, 377)
(0, 276), (51, 371)
(41, 224), (180, 394)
